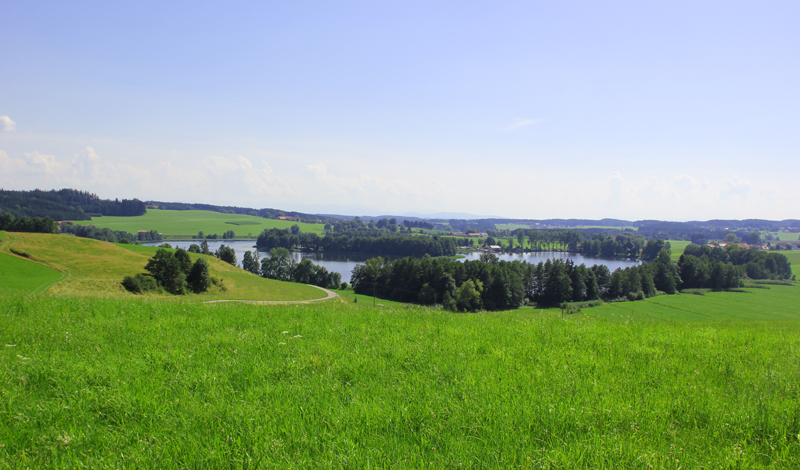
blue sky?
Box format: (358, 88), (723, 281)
(1, 1), (797, 220)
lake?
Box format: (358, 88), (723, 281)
(141, 241), (641, 282)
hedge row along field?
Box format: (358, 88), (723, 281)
(2, 294), (799, 468)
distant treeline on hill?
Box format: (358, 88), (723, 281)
(147, 201), (339, 224)
(0, 189), (146, 220)
(387, 217), (799, 240)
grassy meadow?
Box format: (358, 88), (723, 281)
(73, 209), (326, 238)
(2, 228), (800, 467)
(2, 294), (800, 468)
(0, 232), (327, 301)
(590, 284), (799, 322)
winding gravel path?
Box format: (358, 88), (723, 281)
(203, 285), (338, 304)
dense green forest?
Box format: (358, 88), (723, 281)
(0, 188), (145, 220)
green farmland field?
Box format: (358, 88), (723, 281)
(73, 209), (326, 238)
(2, 294), (800, 468)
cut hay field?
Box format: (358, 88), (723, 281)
(2, 295), (800, 468)
(73, 209), (326, 238)
(0, 232), (327, 301)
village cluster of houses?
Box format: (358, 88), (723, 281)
(710, 241), (797, 251)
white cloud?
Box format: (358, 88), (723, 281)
(506, 118), (546, 131)
(720, 175), (751, 201)
(198, 155), (290, 196)
(0, 116), (16, 132)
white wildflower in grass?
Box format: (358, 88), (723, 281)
(281, 331), (289, 334)
(294, 335), (302, 338)
(278, 342), (286, 345)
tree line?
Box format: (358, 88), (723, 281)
(349, 243), (792, 312)
(59, 223), (162, 244)
(1, 189), (145, 220)
(681, 244), (792, 281)
(0, 213), (59, 234)
(256, 227), (457, 258)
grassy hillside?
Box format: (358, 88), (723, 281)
(0, 232), (64, 295)
(73, 209), (326, 238)
(0, 232), (327, 301)
(2, 295), (799, 468)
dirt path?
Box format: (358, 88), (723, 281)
(203, 285), (338, 305)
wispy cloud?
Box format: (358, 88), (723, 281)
(506, 118), (545, 131)
(0, 116), (16, 132)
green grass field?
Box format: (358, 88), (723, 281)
(2, 294), (800, 468)
(0, 232), (327, 301)
(764, 231), (800, 241)
(590, 284), (799, 322)
(668, 240), (691, 260)
(73, 209), (326, 238)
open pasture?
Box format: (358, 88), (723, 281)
(0, 232), (326, 301)
(73, 209), (326, 238)
(765, 231), (800, 241)
(1, 295), (799, 468)
(590, 284), (799, 322)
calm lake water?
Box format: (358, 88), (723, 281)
(142, 241), (641, 282)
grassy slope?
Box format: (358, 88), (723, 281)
(2, 295), (799, 468)
(0, 232), (64, 295)
(0, 232), (326, 301)
(73, 209), (325, 238)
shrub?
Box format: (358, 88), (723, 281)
(122, 275), (141, 293)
